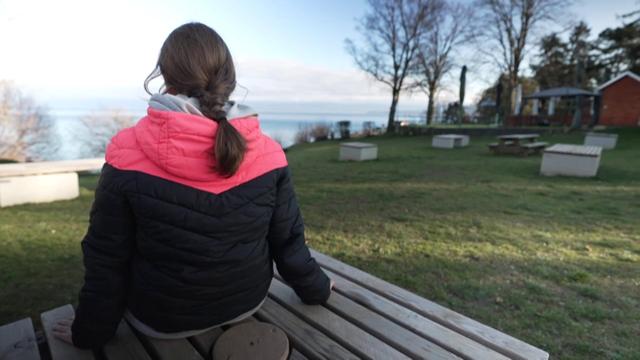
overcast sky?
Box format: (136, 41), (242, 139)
(0, 0), (637, 109)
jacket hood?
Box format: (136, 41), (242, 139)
(105, 107), (287, 194)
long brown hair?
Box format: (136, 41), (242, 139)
(145, 22), (246, 177)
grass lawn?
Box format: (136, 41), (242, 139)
(1, 129), (639, 359)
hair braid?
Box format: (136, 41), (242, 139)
(192, 72), (245, 177)
(150, 22), (246, 177)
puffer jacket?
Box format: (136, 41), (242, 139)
(71, 106), (331, 349)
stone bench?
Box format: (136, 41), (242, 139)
(0, 250), (550, 360)
(541, 144), (602, 177)
(0, 158), (104, 207)
(584, 132), (618, 149)
(339, 142), (378, 161)
(432, 134), (470, 149)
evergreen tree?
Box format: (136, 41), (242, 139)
(568, 22), (600, 88)
(530, 33), (571, 88)
(595, 8), (640, 77)
(531, 22), (601, 90)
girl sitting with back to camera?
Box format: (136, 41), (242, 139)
(52, 22), (333, 348)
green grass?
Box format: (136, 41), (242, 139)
(2, 130), (640, 359)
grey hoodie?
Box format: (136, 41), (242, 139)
(149, 93), (258, 120)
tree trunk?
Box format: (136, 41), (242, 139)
(504, 74), (517, 127)
(572, 95), (583, 129)
(387, 89), (400, 133)
(426, 83), (436, 126)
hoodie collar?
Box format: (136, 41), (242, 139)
(148, 93), (258, 120)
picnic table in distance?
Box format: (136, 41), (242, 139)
(489, 134), (548, 156)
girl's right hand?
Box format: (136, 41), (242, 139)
(330, 279), (335, 290)
(52, 317), (74, 345)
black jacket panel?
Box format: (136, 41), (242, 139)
(72, 163), (330, 348)
(267, 166), (331, 304)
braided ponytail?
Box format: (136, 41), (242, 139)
(195, 81), (246, 177)
(151, 22), (246, 177)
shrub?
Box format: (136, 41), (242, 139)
(294, 124), (312, 144)
(310, 123), (331, 141)
(294, 123), (332, 145)
(0, 81), (58, 161)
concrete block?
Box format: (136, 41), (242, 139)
(584, 132), (618, 149)
(0, 172), (79, 207)
(541, 144), (602, 177)
(432, 134), (469, 149)
(339, 142), (378, 161)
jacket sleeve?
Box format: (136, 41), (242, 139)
(71, 164), (136, 349)
(267, 167), (331, 304)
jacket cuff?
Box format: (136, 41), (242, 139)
(71, 317), (108, 350)
(294, 269), (331, 305)
(71, 320), (92, 349)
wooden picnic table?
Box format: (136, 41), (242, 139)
(496, 134), (539, 145)
(0, 250), (549, 360)
(490, 134), (547, 156)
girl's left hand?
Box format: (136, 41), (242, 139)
(52, 317), (74, 345)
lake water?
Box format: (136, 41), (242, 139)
(50, 105), (425, 159)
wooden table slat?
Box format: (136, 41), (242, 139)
(102, 320), (152, 360)
(132, 329), (204, 360)
(288, 349), (309, 360)
(326, 290), (460, 359)
(255, 298), (358, 360)
(310, 249), (549, 360)
(0, 317), (41, 360)
(187, 328), (224, 359)
(497, 134), (540, 141)
(323, 268), (510, 360)
(269, 279), (410, 360)
(40, 305), (95, 360)
(323, 269), (509, 360)
(274, 270), (462, 359)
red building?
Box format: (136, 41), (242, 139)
(598, 71), (640, 127)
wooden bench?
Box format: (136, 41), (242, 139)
(488, 142), (546, 157)
(520, 142), (548, 156)
(488, 141), (513, 149)
(541, 144), (602, 177)
(0, 251), (549, 360)
(0, 159), (104, 207)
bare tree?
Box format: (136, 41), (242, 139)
(77, 109), (135, 157)
(476, 0), (569, 119)
(416, 0), (475, 125)
(0, 81), (58, 161)
(346, 0), (436, 132)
